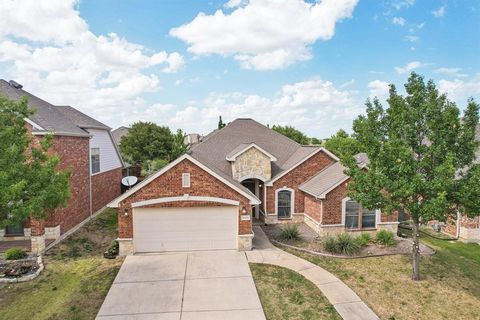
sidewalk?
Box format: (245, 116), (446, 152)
(246, 226), (379, 320)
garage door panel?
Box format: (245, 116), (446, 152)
(133, 206), (238, 253)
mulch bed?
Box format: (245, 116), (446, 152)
(262, 223), (435, 258)
(0, 257), (40, 278)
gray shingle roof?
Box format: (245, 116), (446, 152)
(299, 162), (348, 198)
(190, 118), (320, 178)
(188, 119), (330, 198)
(55, 105), (110, 130)
(0, 79), (108, 136)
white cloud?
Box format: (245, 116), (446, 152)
(438, 74), (480, 104)
(432, 5), (446, 18)
(170, 0), (358, 70)
(391, 0), (415, 10)
(394, 61), (424, 74)
(0, 0), (184, 122)
(434, 67), (467, 78)
(340, 79), (355, 89)
(368, 80), (390, 99)
(143, 78), (363, 137)
(392, 17), (406, 26)
(404, 35), (419, 42)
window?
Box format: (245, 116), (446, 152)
(91, 148), (100, 174)
(277, 189), (293, 218)
(344, 198), (377, 229)
(182, 173), (191, 188)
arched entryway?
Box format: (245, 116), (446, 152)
(241, 178), (265, 220)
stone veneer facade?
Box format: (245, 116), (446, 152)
(231, 146), (272, 181)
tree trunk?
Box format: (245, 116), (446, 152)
(411, 218), (421, 281)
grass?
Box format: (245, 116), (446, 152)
(284, 235), (480, 320)
(250, 263), (341, 320)
(0, 208), (122, 320)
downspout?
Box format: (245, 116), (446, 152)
(456, 210), (461, 239)
(88, 136), (93, 217)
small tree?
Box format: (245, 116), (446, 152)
(272, 125), (310, 144)
(0, 96), (71, 228)
(218, 116), (226, 129)
(325, 129), (362, 159)
(119, 122), (187, 172)
(343, 73), (480, 280)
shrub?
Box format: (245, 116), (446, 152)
(104, 240), (119, 259)
(335, 233), (360, 255)
(4, 247), (28, 260)
(323, 233), (360, 256)
(279, 224), (300, 241)
(376, 230), (395, 247)
(324, 236), (337, 253)
(354, 232), (372, 247)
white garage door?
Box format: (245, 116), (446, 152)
(133, 206), (238, 253)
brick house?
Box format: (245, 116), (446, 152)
(441, 123), (480, 242)
(108, 118), (399, 255)
(0, 80), (124, 252)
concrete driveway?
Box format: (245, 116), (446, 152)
(96, 250), (265, 320)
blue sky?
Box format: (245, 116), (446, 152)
(0, 0), (479, 137)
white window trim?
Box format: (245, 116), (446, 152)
(182, 173), (191, 188)
(91, 147), (100, 175)
(275, 187), (295, 218)
(341, 197), (380, 229)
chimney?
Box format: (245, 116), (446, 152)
(9, 80), (23, 89)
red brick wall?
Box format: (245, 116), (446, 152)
(321, 178), (398, 226)
(42, 135), (91, 233)
(92, 167), (122, 213)
(118, 158), (253, 238)
(322, 182), (347, 225)
(266, 150), (334, 214)
(460, 215), (480, 229)
(304, 194), (321, 222)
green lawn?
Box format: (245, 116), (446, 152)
(0, 208), (122, 320)
(284, 235), (480, 320)
(250, 263), (341, 320)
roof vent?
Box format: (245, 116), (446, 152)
(9, 80), (23, 89)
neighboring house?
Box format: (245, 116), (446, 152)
(112, 126), (130, 147)
(108, 118), (398, 256)
(0, 80), (124, 253)
(442, 123), (480, 242)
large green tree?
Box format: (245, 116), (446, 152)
(119, 121), (187, 172)
(324, 129), (362, 159)
(0, 96), (71, 228)
(272, 125), (311, 145)
(343, 73), (480, 280)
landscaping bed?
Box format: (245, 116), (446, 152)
(250, 263), (340, 320)
(0, 256), (39, 278)
(0, 208), (122, 320)
(263, 223), (434, 258)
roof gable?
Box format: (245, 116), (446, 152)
(226, 143), (277, 161)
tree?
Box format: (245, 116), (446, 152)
(343, 73), (479, 280)
(119, 122), (187, 172)
(324, 129), (362, 159)
(0, 96), (71, 228)
(218, 116), (226, 129)
(272, 125), (310, 144)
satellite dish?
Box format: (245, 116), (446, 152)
(121, 176), (138, 188)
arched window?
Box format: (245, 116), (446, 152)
(276, 188), (294, 218)
(343, 198), (377, 229)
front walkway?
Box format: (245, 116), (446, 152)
(247, 226), (379, 320)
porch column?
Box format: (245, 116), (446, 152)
(254, 180), (260, 219)
(30, 219), (46, 254)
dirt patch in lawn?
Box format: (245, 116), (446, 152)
(263, 223), (434, 257)
(0, 208), (123, 320)
(250, 263), (341, 320)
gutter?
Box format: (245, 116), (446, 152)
(88, 137), (93, 217)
